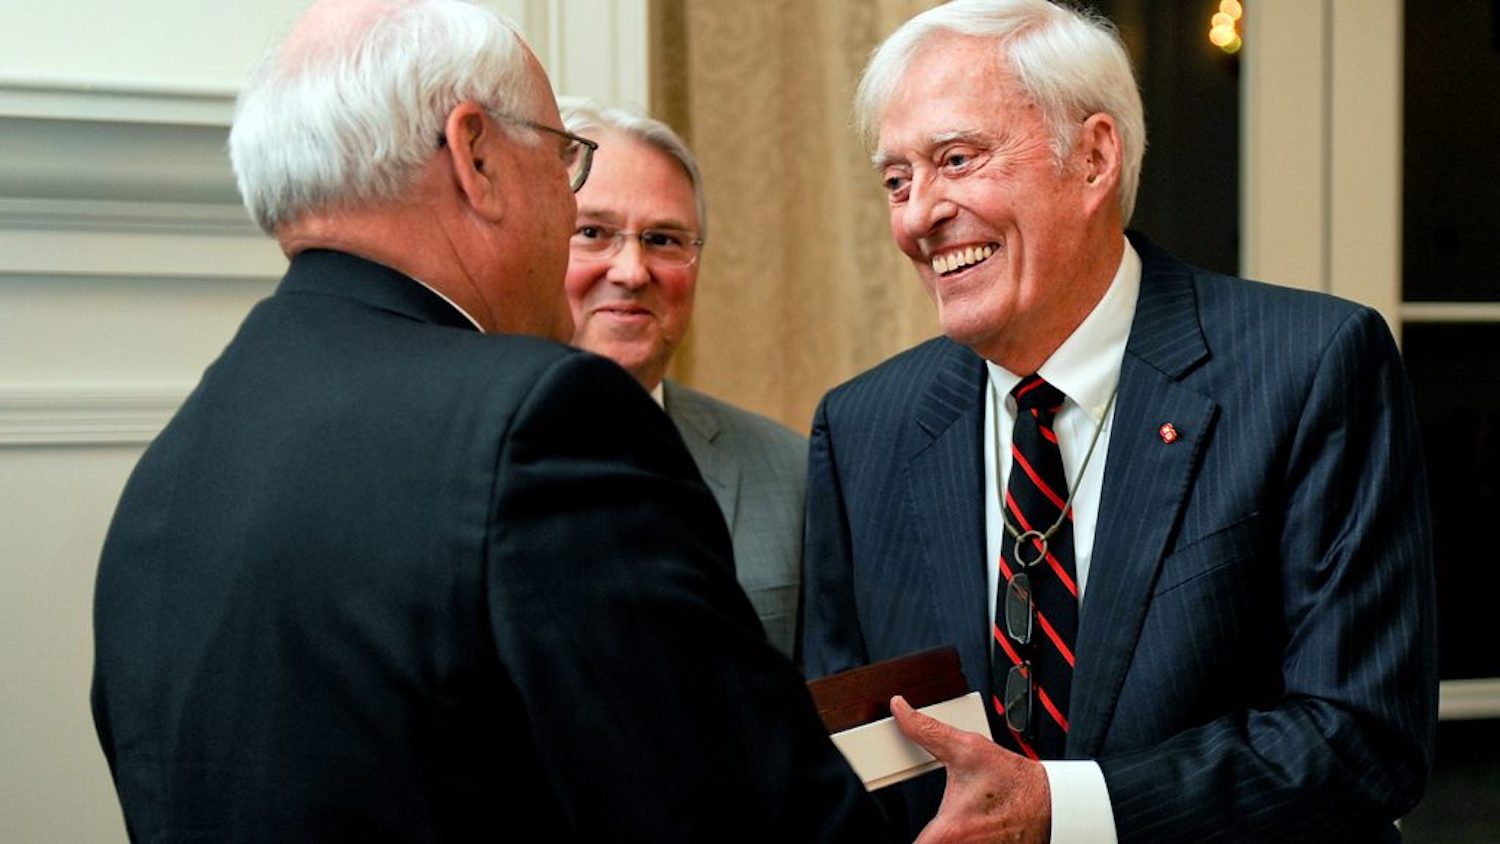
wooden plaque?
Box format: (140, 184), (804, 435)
(806, 646), (969, 733)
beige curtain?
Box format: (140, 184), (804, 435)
(651, 0), (941, 434)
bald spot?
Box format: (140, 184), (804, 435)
(278, 0), (412, 70)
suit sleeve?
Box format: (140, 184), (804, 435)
(800, 393), (871, 678)
(483, 352), (888, 842)
(1101, 307), (1439, 843)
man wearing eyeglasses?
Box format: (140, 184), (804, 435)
(559, 100), (809, 660)
(802, 1), (1437, 842)
(90, 1), (888, 840)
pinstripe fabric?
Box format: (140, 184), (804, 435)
(664, 381), (808, 659)
(802, 234), (1437, 843)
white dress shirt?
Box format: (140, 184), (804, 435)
(410, 276), (484, 331)
(983, 239), (1140, 844)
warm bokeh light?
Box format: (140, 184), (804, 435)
(1209, 1), (1244, 55)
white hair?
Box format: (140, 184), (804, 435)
(229, 0), (546, 234)
(558, 98), (707, 241)
(856, 0), (1146, 222)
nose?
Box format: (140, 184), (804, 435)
(900, 174), (956, 241)
(605, 237), (651, 290)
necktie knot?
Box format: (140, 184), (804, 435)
(1012, 375), (1065, 417)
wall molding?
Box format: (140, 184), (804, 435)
(0, 229), (284, 282)
(0, 76), (236, 127)
(1402, 302), (1500, 324)
(0, 386), (189, 447)
(1439, 677), (1500, 721)
(0, 110), (284, 280)
(0, 196), (256, 237)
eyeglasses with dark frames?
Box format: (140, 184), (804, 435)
(437, 111), (598, 193)
(1003, 660), (1034, 738)
(1000, 535), (1046, 737)
(570, 223), (704, 267)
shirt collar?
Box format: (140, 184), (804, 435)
(984, 238), (1140, 421)
(409, 276), (484, 331)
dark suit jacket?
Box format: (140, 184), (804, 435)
(664, 380), (807, 658)
(802, 235), (1437, 843)
(92, 250), (885, 842)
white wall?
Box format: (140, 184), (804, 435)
(0, 1), (644, 839)
(1240, 0), (1402, 332)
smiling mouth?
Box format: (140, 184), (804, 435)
(931, 243), (998, 276)
(597, 304), (650, 317)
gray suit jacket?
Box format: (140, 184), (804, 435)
(664, 380), (807, 658)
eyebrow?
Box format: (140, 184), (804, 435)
(871, 150), (905, 171)
(871, 129), (993, 170)
(576, 210), (697, 232)
(575, 208), (623, 224)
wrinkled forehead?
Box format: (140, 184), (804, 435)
(874, 36), (1017, 166)
(576, 130), (700, 228)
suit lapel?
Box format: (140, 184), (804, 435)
(664, 383), (739, 531)
(903, 344), (992, 692)
(1068, 238), (1218, 756)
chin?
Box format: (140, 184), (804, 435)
(578, 338), (643, 371)
(937, 307), (994, 348)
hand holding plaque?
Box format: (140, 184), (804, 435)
(806, 646), (993, 790)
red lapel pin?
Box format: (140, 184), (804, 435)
(1159, 423), (1179, 444)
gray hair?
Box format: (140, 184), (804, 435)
(856, 0), (1146, 222)
(229, 0), (546, 234)
(558, 98), (707, 241)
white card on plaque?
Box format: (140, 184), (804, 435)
(827, 691), (992, 791)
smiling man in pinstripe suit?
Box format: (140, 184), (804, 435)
(801, 1), (1438, 842)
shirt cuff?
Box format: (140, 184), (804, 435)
(1039, 759), (1118, 844)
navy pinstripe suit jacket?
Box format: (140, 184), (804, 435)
(802, 235), (1437, 843)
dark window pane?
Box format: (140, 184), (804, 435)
(1087, 0), (1240, 276)
(1404, 1), (1500, 302)
(1402, 323), (1500, 680)
(1400, 720), (1500, 841)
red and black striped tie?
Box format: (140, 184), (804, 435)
(991, 375), (1078, 759)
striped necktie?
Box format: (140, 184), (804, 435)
(990, 375), (1078, 759)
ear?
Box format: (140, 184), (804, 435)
(442, 101), (506, 223)
(1077, 111), (1122, 217)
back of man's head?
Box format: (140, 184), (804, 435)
(230, 0), (544, 235)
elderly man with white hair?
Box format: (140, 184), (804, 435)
(90, 1), (887, 839)
(802, 1), (1437, 842)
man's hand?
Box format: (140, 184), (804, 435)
(891, 695), (1052, 844)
